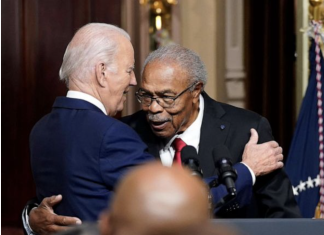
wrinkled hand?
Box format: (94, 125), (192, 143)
(29, 195), (82, 235)
(242, 128), (284, 176)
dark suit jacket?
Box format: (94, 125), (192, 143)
(122, 92), (301, 218)
(30, 97), (154, 221)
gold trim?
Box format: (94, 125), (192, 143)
(309, 0), (324, 21)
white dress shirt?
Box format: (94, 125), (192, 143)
(67, 90), (107, 115)
(159, 95), (205, 167)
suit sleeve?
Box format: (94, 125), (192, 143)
(98, 121), (155, 188)
(205, 163), (253, 215)
(255, 117), (302, 218)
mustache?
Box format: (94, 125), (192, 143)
(147, 114), (171, 123)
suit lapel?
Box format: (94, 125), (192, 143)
(198, 92), (231, 176)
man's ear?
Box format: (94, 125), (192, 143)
(192, 82), (203, 98)
(95, 63), (107, 87)
(99, 211), (112, 235)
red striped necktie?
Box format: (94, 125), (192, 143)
(172, 138), (187, 166)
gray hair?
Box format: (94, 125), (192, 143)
(59, 23), (130, 86)
(142, 44), (207, 89)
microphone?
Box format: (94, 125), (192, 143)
(181, 146), (214, 217)
(212, 145), (237, 196)
(181, 145), (203, 178)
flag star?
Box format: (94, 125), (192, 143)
(306, 176), (314, 188)
(314, 174), (321, 187)
(299, 180), (306, 192)
(292, 186), (299, 196)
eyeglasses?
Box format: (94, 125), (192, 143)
(135, 82), (198, 108)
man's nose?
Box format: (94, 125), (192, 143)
(148, 99), (164, 113)
(130, 72), (137, 86)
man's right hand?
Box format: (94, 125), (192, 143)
(242, 128), (284, 177)
(29, 195), (82, 235)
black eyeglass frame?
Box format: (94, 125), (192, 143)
(135, 82), (199, 108)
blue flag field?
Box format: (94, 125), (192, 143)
(285, 39), (322, 218)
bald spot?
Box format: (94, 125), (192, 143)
(108, 163), (210, 235)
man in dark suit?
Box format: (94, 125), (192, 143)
(123, 44), (300, 218)
(29, 23), (154, 223)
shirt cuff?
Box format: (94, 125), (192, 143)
(22, 203), (38, 235)
(240, 162), (256, 185)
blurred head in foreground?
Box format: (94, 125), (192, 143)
(100, 162), (210, 235)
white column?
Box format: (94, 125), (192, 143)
(224, 0), (246, 108)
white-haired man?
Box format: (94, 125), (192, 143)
(28, 23), (155, 226)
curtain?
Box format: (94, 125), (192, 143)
(245, 0), (296, 159)
(1, 0), (122, 228)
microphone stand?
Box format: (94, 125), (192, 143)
(208, 178), (237, 214)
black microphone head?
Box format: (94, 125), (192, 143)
(181, 145), (198, 163)
(181, 145), (203, 177)
(212, 145), (237, 182)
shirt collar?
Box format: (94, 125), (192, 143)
(164, 94), (205, 151)
(66, 90), (107, 115)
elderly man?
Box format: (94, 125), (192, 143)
(28, 22), (154, 224)
(123, 45), (300, 218)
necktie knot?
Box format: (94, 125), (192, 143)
(172, 138), (187, 165)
